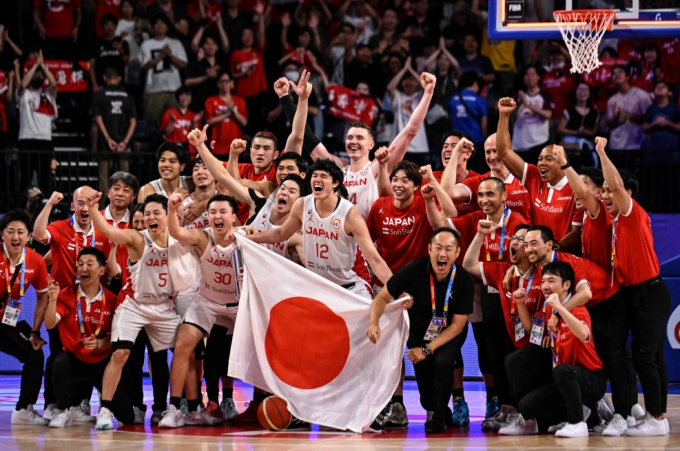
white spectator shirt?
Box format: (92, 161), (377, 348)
(140, 37), (187, 94)
(606, 87), (653, 150)
(17, 88), (58, 141)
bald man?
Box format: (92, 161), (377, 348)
(32, 188), (113, 422)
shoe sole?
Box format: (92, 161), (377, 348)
(158, 422), (185, 429)
(384, 423), (409, 428)
(95, 424), (113, 430)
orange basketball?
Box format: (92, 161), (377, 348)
(257, 396), (293, 431)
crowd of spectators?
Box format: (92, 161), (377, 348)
(0, 0), (680, 192)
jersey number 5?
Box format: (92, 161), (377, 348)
(158, 273), (168, 287)
(315, 243), (329, 259)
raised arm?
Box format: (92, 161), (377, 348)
(284, 70), (313, 155)
(386, 57), (410, 99)
(553, 145), (600, 217)
(420, 165), (457, 218)
(440, 138), (475, 200)
(247, 197), (304, 244)
(594, 136), (631, 215)
(167, 192), (208, 252)
(81, 187), (143, 251)
(33, 191), (62, 244)
(375, 146), (391, 197)
(44, 279), (60, 330)
(496, 97), (526, 180)
(346, 206), (392, 285)
(546, 294), (590, 341)
(422, 185), (448, 229)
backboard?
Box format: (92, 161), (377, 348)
(488, 0), (680, 39)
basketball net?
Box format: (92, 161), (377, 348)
(553, 9), (616, 74)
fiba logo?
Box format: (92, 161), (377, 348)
(331, 219), (341, 230)
(667, 304), (680, 349)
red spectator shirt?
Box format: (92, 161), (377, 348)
(45, 218), (112, 289)
(416, 169), (480, 216)
(367, 195), (432, 286)
(102, 206), (130, 287)
(480, 262), (542, 349)
(657, 38), (680, 86)
(459, 171), (532, 221)
(612, 199), (660, 286)
(449, 209), (527, 267)
(160, 107), (200, 155)
(0, 71), (8, 132)
(34, 0), (82, 38)
(0, 247), (49, 316)
(230, 48), (268, 99)
(204, 95), (247, 153)
(521, 163), (582, 246)
(548, 305), (603, 371)
(56, 284), (117, 363)
(95, 0), (122, 37)
(581, 200), (612, 274)
(541, 64), (577, 119)
(187, 0), (221, 29)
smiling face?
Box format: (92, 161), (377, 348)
(536, 146), (562, 184)
(509, 227), (528, 264)
(345, 127), (374, 161)
(477, 179), (506, 216)
(1, 221), (30, 256)
(208, 201), (236, 235)
(575, 83), (590, 103)
(541, 272), (570, 298)
(157, 151), (184, 181)
(429, 232), (460, 279)
(250, 137), (278, 170)
(77, 254), (106, 287)
(132, 211), (146, 231)
(72, 189), (91, 227)
(107, 180), (135, 210)
(524, 230), (552, 265)
(310, 170), (338, 199)
(144, 202), (167, 234)
(574, 174), (602, 211)
(484, 134), (503, 173)
(601, 181), (621, 216)
(441, 135), (471, 168)
(400, 75), (418, 96)
(390, 169), (415, 202)
(192, 162), (215, 189)
(275, 180), (302, 214)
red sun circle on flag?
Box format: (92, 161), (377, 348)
(265, 297), (350, 390)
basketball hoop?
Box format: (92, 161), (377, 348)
(553, 9), (616, 74)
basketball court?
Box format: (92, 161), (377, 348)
(1, 376), (678, 450)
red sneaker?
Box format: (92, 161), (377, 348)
(229, 401), (260, 424)
(205, 400), (222, 420)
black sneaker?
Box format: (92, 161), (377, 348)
(367, 402), (392, 433)
(425, 420), (446, 434)
(287, 416), (311, 430)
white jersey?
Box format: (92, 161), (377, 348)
(342, 162), (378, 220)
(198, 228), (239, 305)
(124, 230), (174, 304)
(303, 196), (363, 286)
(252, 191), (294, 259)
(150, 176), (190, 198)
(183, 191), (215, 230)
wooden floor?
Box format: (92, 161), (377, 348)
(1, 377), (678, 450)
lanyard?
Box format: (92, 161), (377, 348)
(510, 267), (534, 316)
(485, 205), (509, 262)
(430, 265), (456, 321)
(71, 217), (96, 266)
(610, 221), (617, 288)
(2, 244), (26, 300)
(76, 284), (106, 337)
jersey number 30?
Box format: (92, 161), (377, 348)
(214, 273), (232, 285)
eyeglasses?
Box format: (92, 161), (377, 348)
(510, 235), (525, 243)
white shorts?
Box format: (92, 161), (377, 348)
(175, 290), (197, 318)
(112, 296), (181, 352)
(183, 292), (238, 336)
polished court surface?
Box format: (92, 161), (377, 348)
(0, 376), (678, 450)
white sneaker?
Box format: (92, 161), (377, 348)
(498, 414), (538, 435)
(627, 415), (636, 428)
(663, 418), (669, 434)
(602, 414), (627, 436)
(555, 421), (589, 438)
(95, 407), (115, 430)
(624, 412), (667, 436)
(11, 405), (49, 425)
(548, 422), (567, 433)
(596, 396), (614, 423)
(631, 403), (646, 421)
(48, 409), (73, 428)
(72, 401), (96, 422)
(158, 405), (185, 429)
(133, 406), (145, 424)
(43, 403), (58, 420)
(185, 405), (222, 426)
(220, 398), (239, 421)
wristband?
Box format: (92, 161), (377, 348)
(552, 310), (562, 320)
(30, 330), (41, 338)
(560, 163), (571, 170)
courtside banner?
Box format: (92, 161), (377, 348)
(229, 235), (409, 432)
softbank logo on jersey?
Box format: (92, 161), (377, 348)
(534, 199), (564, 214)
(306, 227), (339, 240)
(667, 304), (680, 349)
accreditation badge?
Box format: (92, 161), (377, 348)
(2, 299), (22, 327)
(514, 316), (525, 342)
(530, 316), (545, 346)
(424, 316), (447, 342)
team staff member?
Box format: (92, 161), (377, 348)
(499, 262), (606, 437)
(367, 228), (474, 434)
(0, 210), (50, 426)
(496, 98), (582, 251)
(596, 138), (671, 436)
(43, 248), (131, 428)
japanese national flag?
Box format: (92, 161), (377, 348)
(229, 236), (409, 433)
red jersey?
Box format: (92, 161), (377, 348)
(459, 171), (532, 222)
(353, 249), (372, 289)
(204, 95), (247, 153)
(521, 163), (582, 246)
(548, 305), (603, 372)
(581, 201), (612, 274)
(612, 199), (660, 286)
(450, 209), (527, 267)
(34, 0), (82, 38)
(416, 169), (481, 216)
(541, 65), (577, 119)
(367, 195), (432, 286)
(160, 107), (201, 155)
(657, 38), (680, 86)
(102, 206), (130, 291)
(56, 284), (117, 363)
(45, 218), (112, 289)
(481, 262), (542, 349)
(229, 162), (278, 224)
(0, 247), (49, 316)
(95, 0), (122, 37)
(230, 48), (268, 99)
